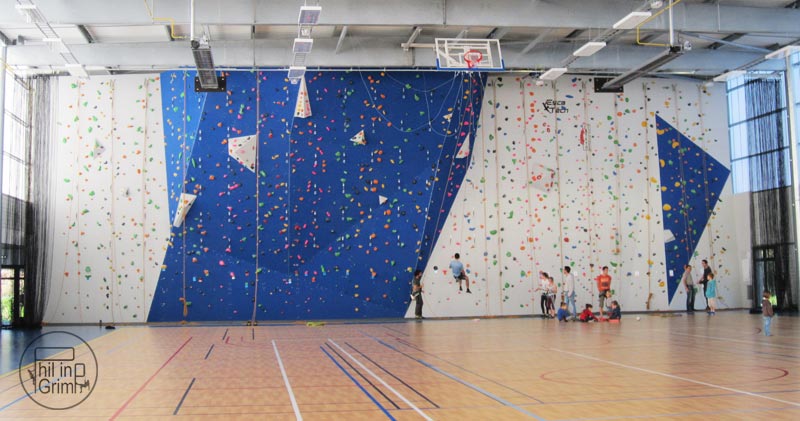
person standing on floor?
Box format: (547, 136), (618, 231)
(411, 269), (424, 319)
(536, 271), (549, 318)
(762, 291), (774, 336)
(681, 264), (695, 313)
(705, 272), (717, 315)
(563, 266), (577, 319)
(701, 259), (713, 310)
(595, 266), (612, 318)
(546, 275), (558, 318)
(449, 253), (471, 293)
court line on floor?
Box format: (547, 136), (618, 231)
(368, 334), (547, 420)
(320, 346), (396, 421)
(345, 341), (439, 409)
(173, 377), (195, 415)
(324, 343), (400, 409)
(381, 332), (546, 404)
(110, 336), (193, 420)
(328, 339), (433, 421)
(204, 344), (215, 360)
(549, 348), (800, 408)
(669, 332), (800, 350)
(272, 340), (303, 421)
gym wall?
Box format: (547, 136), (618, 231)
(42, 71), (742, 323)
(410, 75), (742, 318)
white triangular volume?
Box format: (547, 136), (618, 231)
(456, 135), (471, 159)
(173, 193), (197, 227)
(664, 229), (676, 243)
(93, 141), (106, 157)
(227, 134), (257, 172)
(350, 130), (367, 145)
(379, 195), (388, 205)
(529, 163), (556, 192)
(294, 77), (312, 118)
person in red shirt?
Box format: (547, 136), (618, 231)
(579, 304), (598, 322)
(595, 266), (612, 318)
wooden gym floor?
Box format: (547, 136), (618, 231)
(1, 311), (799, 420)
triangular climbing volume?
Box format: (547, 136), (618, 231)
(294, 76), (312, 118)
(656, 115), (730, 304)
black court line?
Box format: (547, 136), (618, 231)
(252, 328), (255, 341)
(173, 377), (196, 415)
(383, 325), (410, 337)
(320, 346), (397, 420)
(221, 328), (229, 341)
(381, 332), (545, 404)
(345, 342), (439, 409)
(324, 343), (400, 410)
(204, 344), (214, 360)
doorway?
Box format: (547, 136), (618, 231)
(752, 245), (794, 311)
(1, 266), (24, 327)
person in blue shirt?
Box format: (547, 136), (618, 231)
(449, 253), (471, 293)
(556, 302), (569, 322)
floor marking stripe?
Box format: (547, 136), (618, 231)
(386, 332), (545, 404)
(173, 377), (195, 415)
(110, 336), (193, 420)
(549, 348), (800, 408)
(204, 344), (214, 360)
(328, 339), (432, 420)
(320, 346), (396, 420)
(273, 340), (303, 421)
(368, 335), (546, 420)
(345, 342), (439, 409)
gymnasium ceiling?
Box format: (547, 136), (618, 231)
(1, 0), (799, 79)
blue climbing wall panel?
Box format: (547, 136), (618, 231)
(656, 115), (730, 304)
(149, 71), (486, 321)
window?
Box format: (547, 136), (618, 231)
(727, 74), (790, 194)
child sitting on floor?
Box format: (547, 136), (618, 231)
(579, 304), (598, 322)
(609, 300), (621, 321)
(556, 302), (569, 322)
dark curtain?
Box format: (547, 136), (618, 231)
(745, 77), (796, 311)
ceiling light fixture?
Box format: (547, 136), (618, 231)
(298, 5), (322, 25)
(539, 67), (568, 80)
(613, 11), (652, 30)
(293, 38), (314, 54)
(573, 41), (606, 57)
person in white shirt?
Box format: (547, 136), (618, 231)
(681, 264), (695, 313)
(563, 266), (577, 318)
(535, 271), (549, 317)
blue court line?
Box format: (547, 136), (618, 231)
(368, 334), (547, 421)
(204, 345), (214, 360)
(173, 377), (195, 415)
(324, 343), (400, 409)
(345, 342), (439, 409)
(383, 333), (545, 404)
(320, 346), (397, 421)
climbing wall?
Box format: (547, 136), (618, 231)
(148, 71), (486, 321)
(411, 75), (742, 318)
(42, 72), (742, 323)
(45, 75), (169, 324)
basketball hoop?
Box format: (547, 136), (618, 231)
(464, 49), (483, 69)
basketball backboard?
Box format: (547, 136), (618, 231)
(435, 38), (504, 71)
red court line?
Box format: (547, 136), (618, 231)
(109, 336), (193, 420)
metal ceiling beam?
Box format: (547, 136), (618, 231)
(335, 25), (348, 54)
(1, 0), (799, 35)
(707, 33), (744, 50)
(487, 27), (510, 40)
(4, 38), (786, 74)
